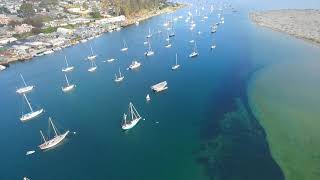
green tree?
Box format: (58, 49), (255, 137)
(18, 2), (35, 17)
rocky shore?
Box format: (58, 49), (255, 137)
(250, 9), (320, 45)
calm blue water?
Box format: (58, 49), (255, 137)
(1, 1), (319, 179)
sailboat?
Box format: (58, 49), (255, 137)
(114, 68), (124, 82)
(39, 117), (70, 150)
(120, 40), (128, 52)
(20, 94), (44, 122)
(169, 24), (175, 37)
(121, 102), (142, 130)
(62, 74), (75, 92)
(189, 41), (199, 58)
(146, 28), (152, 38)
(16, 74), (34, 94)
(62, 56), (74, 72)
(87, 45), (97, 60)
(172, 53), (180, 70)
(145, 39), (154, 56)
(107, 58), (116, 62)
(88, 60), (97, 72)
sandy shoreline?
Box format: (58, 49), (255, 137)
(250, 9), (320, 45)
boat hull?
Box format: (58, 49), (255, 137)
(16, 86), (34, 94)
(62, 84), (75, 92)
(122, 118), (141, 130)
(39, 131), (69, 150)
(20, 109), (44, 122)
(62, 66), (74, 72)
(88, 67), (97, 72)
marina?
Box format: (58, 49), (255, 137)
(1, 0), (317, 179)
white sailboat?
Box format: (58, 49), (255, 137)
(87, 45), (97, 60)
(129, 60), (141, 70)
(146, 28), (152, 38)
(62, 74), (75, 92)
(20, 94), (44, 122)
(144, 39), (154, 56)
(114, 68), (124, 82)
(88, 60), (97, 72)
(189, 41), (199, 58)
(171, 53), (180, 70)
(16, 74), (34, 94)
(107, 58), (116, 62)
(120, 40), (128, 52)
(169, 24), (175, 37)
(165, 31), (172, 48)
(39, 117), (70, 150)
(121, 102), (142, 130)
(62, 56), (74, 72)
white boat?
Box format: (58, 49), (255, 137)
(129, 61), (141, 70)
(23, 177), (31, 180)
(121, 102), (142, 130)
(151, 81), (168, 92)
(20, 94), (44, 122)
(80, 39), (88, 43)
(189, 41), (199, 58)
(143, 41), (148, 45)
(120, 40), (128, 52)
(165, 43), (172, 48)
(16, 74), (34, 94)
(144, 40), (154, 56)
(189, 39), (195, 43)
(146, 28), (152, 38)
(179, 16), (183, 19)
(88, 60), (97, 72)
(87, 45), (97, 60)
(135, 21), (139, 26)
(62, 56), (74, 72)
(43, 50), (54, 55)
(203, 16), (209, 19)
(211, 44), (217, 49)
(107, 58), (116, 62)
(114, 68), (124, 82)
(146, 94), (151, 101)
(171, 53), (180, 70)
(0, 65), (6, 71)
(39, 117), (70, 150)
(26, 150), (35, 155)
(62, 74), (75, 92)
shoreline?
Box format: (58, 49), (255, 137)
(0, 3), (187, 68)
(250, 9), (320, 46)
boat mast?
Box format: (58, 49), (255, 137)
(90, 45), (94, 56)
(176, 53), (178, 65)
(49, 117), (59, 137)
(130, 103), (134, 121)
(65, 74), (70, 86)
(131, 103), (141, 119)
(23, 94), (33, 112)
(65, 56), (69, 68)
(119, 68), (122, 77)
(123, 40), (127, 48)
(20, 74), (27, 87)
(40, 130), (47, 142)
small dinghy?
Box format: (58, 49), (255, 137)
(26, 150), (35, 156)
